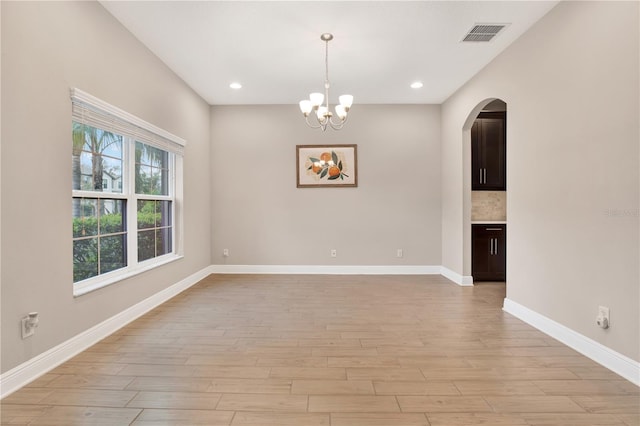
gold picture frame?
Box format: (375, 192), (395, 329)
(296, 144), (358, 188)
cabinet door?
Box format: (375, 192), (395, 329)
(472, 224), (506, 281)
(472, 225), (492, 279)
(479, 117), (505, 189)
(471, 120), (482, 188)
(488, 226), (506, 281)
(471, 112), (506, 191)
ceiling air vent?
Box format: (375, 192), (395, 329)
(462, 24), (508, 42)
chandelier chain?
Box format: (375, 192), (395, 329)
(325, 39), (330, 89)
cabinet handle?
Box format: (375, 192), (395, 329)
(494, 238), (498, 255)
(485, 228), (503, 231)
(483, 168), (487, 184)
(479, 169), (483, 184)
(489, 239), (494, 255)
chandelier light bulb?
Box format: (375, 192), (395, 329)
(316, 106), (328, 121)
(339, 94), (354, 109)
(299, 100), (312, 115)
(298, 33), (353, 131)
(309, 93), (324, 107)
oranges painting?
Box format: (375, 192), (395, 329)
(306, 150), (349, 181)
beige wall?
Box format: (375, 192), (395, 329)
(1, 2), (211, 373)
(210, 105), (441, 267)
(441, 1), (639, 360)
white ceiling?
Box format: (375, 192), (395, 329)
(100, 1), (558, 106)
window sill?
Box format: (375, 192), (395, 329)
(73, 254), (184, 297)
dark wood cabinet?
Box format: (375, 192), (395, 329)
(472, 224), (506, 281)
(472, 111), (506, 190)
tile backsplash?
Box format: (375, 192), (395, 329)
(472, 191), (506, 221)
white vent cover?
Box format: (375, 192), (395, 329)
(462, 24), (508, 42)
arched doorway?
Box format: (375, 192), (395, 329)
(462, 98), (507, 284)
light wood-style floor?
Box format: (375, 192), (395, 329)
(2, 274), (639, 425)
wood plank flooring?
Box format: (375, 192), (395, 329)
(2, 274), (638, 425)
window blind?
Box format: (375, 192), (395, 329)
(70, 88), (186, 156)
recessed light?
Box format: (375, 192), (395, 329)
(229, 82), (242, 89)
(410, 81), (423, 89)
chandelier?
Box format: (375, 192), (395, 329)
(299, 33), (353, 131)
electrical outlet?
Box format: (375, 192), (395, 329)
(223, 248), (229, 257)
(330, 249), (337, 258)
(21, 312), (39, 339)
(596, 306), (610, 329)
(397, 249), (403, 258)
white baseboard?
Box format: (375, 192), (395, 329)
(440, 266), (474, 286)
(0, 265), (214, 399)
(209, 264), (441, 275)
(503, 298), (640, 386)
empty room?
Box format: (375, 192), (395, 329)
(1, 1), (638, 425)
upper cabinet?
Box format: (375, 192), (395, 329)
(471, 111), (506, 191)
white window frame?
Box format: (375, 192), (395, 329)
(71, 88), (185, 297)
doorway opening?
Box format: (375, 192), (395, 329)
(462, 98), (507, 285)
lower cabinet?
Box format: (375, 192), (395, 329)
(472, 224), (506, 282)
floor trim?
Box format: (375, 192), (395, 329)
(0, 265), (214, 399)
(210, 264), (442, 275)
(503, 297), (640, 386)
(440, 266), (474, 286)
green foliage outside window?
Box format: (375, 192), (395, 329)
(72, 205), (171, 282)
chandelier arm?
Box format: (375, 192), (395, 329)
(304, 114), (324, 130)
(328, 118), (341, 128)
(306, 112), (331, 131)
(328, 113), (347, 127)
(328, 119), (345, 131)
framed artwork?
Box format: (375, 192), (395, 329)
(296, 144), (358, 188)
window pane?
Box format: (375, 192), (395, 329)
(73, 198), (127, 283)
(157, 201), (172, 227)
(72, 154), (82, 191)
(73, 238), (98, 282)
(72, 198), (98, 238)
(100, 234), (126, 274)
(156, 227), (172, 256)
(138, 229), (156, 262)
(102, 139), (123, 159)
(99, 199), (125, 234)
(137, 200), (172, 262)
(137, 200), (172, 228)
(137, 200), (156, 229)
(136, 142), (169, 195)
(136, 142), (166, 167)
(77, 151), (94, 190)
(72, 122), (123, 193)
(150, 168), (162, 195)
(102, 156), (123, 194)
(136, 165), (152, 194)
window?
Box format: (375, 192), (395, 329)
(135, 142), (173, 262)
(71, 89), (185, 296)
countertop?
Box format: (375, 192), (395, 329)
(471, 221), (507, 224)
